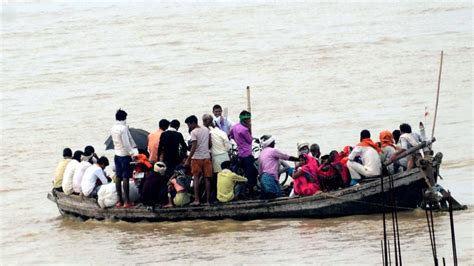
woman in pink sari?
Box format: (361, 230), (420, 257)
(291, 154), (320, 196)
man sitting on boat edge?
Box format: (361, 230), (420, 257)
(81, 156), (110, 198)
(346, 129), (382, 185)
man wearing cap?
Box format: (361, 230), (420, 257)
(258, 135), (299, 199)
(297, 142), (310, 156)
(229, 110), (258, 192)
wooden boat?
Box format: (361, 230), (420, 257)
(47, 139), (465, 222)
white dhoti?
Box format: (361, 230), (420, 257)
(347, 160), (380, 180)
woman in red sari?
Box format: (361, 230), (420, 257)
(291, 154), (320, 196)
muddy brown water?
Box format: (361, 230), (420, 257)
(1, 2), (472, 264)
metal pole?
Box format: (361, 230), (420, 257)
(429, 203), (439, 266)
(390, 176), (399, 266)
(448, 194), (458, 266)
(381, 240), (385, 266)
(425, 208), (435, 263)
(382, 177), (389, 266)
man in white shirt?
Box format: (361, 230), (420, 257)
(81, 156), (110, 198)
(111, 109), (137, 208)
(212, 104), (233, 135)
(62, 150), (83, 195)
(347, 130), (382, 183)
(72, 150), (94, 194)
(204, 114), (231, 173)
(390, 123), (422, 170)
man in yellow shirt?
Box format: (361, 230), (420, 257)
(217, 161), (247, 203)
(52, 148), (72, 191)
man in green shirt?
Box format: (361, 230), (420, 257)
(217, 161), (247, 203)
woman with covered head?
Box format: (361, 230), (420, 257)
(257, 135), (299, 199)
(290, 154), (321, 197)
(379, 130), (397, 174)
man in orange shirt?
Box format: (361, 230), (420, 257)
(148, 119), (170, 164)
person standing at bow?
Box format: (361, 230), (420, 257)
(229, 110), (258, 193)
(111, 109), (137, 208)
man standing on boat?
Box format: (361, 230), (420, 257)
(148, 119), (170, 164)
(158, 119), (188, 178)
(212, 104), (233, 135)
(111, 109), (137, 208)
(346, 130), (382, 184)
(229, 110), (258, 193)
(184, 115), (213, 206)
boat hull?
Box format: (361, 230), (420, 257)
(48, 168), (428, 222)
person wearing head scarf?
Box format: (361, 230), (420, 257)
(291, 154), (321, 197)
(347, 129), (382, 183)
(228, 110), (259, 192)
(379, 130), (397, 174)
(258, 135), (299, 199)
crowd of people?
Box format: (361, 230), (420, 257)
(52, 104), (426, 209)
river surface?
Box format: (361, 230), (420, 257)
(1, 1), (472, 264)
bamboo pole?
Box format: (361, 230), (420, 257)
(431, 51), (444, 139)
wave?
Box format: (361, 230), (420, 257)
(442, 159), (474, 169)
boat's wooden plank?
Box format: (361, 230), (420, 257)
(50, 168), (427, 221)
